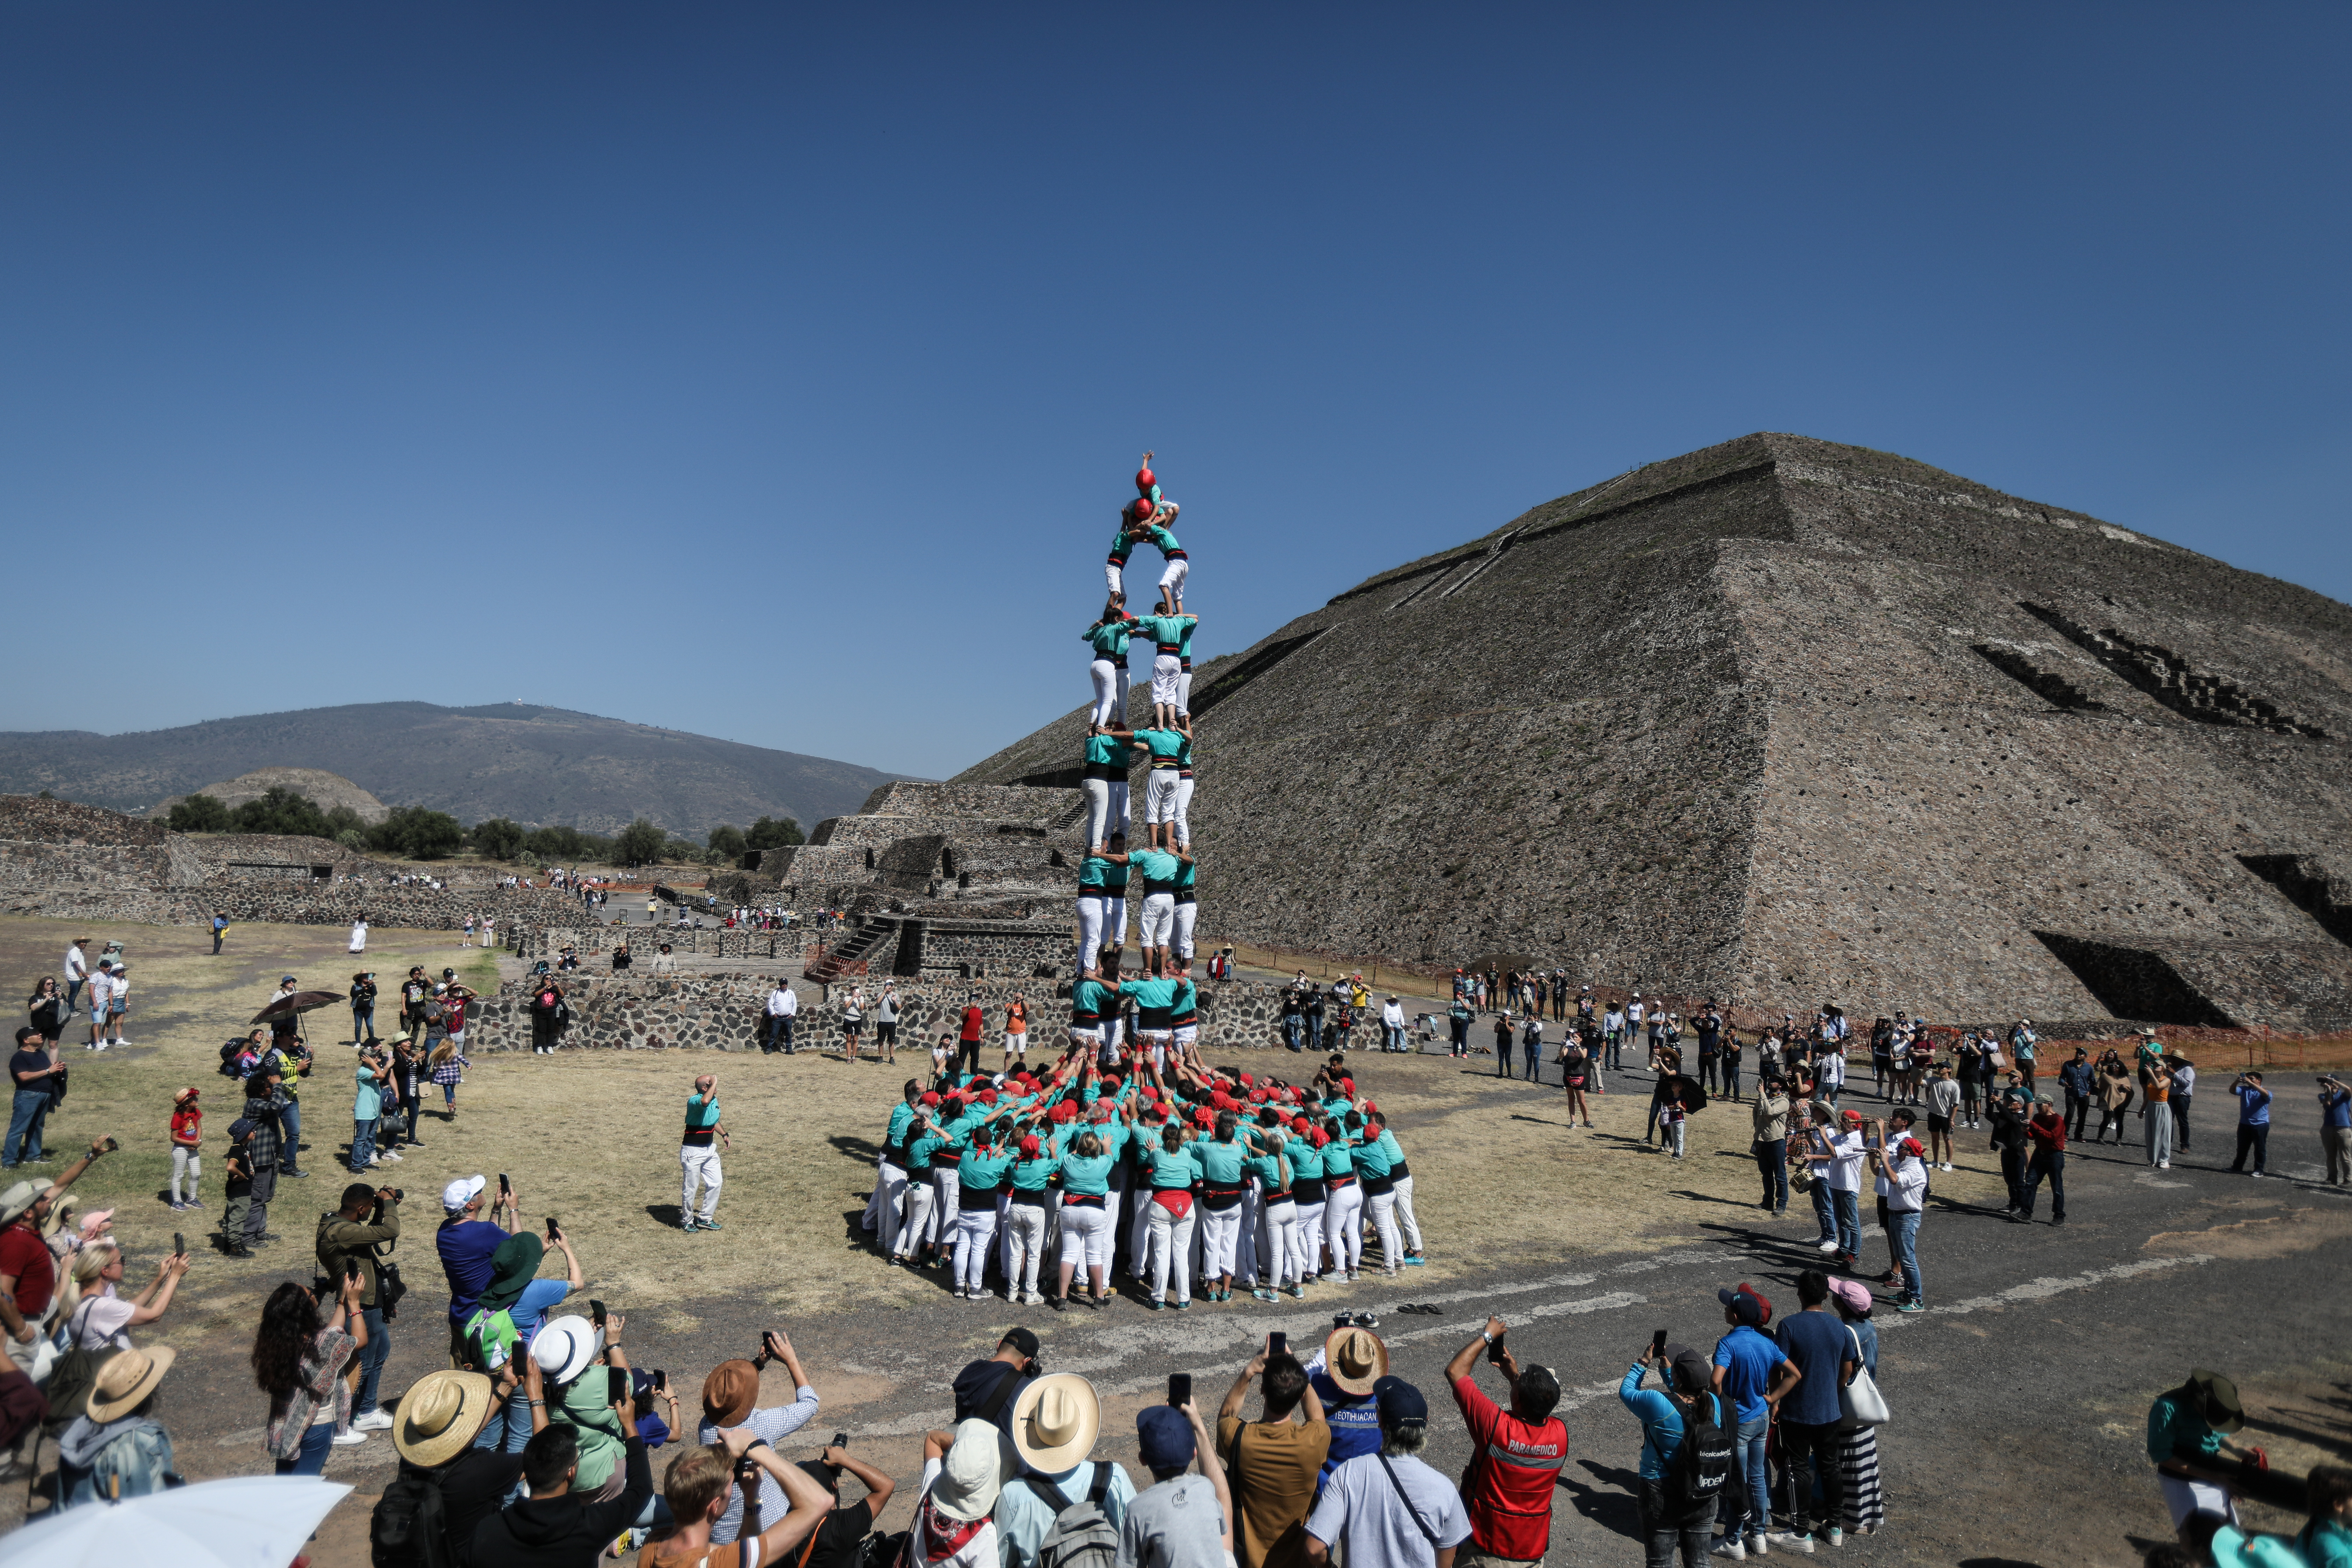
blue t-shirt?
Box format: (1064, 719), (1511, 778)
(436, 1219), (507, 1322)
(1773, 1311), (1850, 1427)
(1711, 1325), (1785, 1425)
(2325, 1089), (2352, 1131)
(2237, 1085), (2272, 1126)
(506, 1277), (573, 1346)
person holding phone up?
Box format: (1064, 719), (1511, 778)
(316, 1182), (402, 1432)
(1443, 1316), (1568, 1568)
(1217, 1338), (1329, 1568)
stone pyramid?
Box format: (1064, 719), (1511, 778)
(956, 433), (2352, 1031)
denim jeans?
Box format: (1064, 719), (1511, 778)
(2023, 1148), (2066, 1219)
(354, 1305), (389, 1414)
(1754, 1139), (1787, 1210)
(1283, 1016), (1303, 1052)
(65, 979), (83, 1016)
(1382, 1024), (1404, 1052)
(1724, 1062), (1741, 1100)
(280, 1100), (302, 1169)
(1523, 1041), (1540, 1078)
(1716, 1414), (1771, 1537)
(352, 1005), (374, 1042)
(1831, 1187), (1860, 1256)
(350, 1119), (375, 1172)
(1809, 1177), (1836, 1242)
(1889, 1209), (1922, 1302)
(276, 1419), (334, 1475)
(4, 1090), (50, 1166)
(2231, 1124), (2269, 1174)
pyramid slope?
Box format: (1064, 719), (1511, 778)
(958, 434), (2352, 1028)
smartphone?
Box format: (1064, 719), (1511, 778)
(1168, 1373), (1192, 1408)
(100, 1136), (119, 1153)
(654, 1370), (667, 1392)
(546, 1216), (561, 1240)
(608, 1368), (630, 1406)
(1651, 1328), (1668, 1359)
(1486, 1332), (1507, 1367)
(831, 1430), (848, 1450)
(173, 1232), (186, 1258)
(498, 1172), (510, 1195)
(346, 1255), (362, 1282)
(1267, 1331), (1287, 1358)
(589, 1299), (607, 1327)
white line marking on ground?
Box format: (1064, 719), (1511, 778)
(1877, 1253), (2213, 1327)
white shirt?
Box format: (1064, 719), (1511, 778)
(1824, 1130), (1865, 1192)
(2173, 1064), (2196, 1095)
(1883, 1156), (1929, 1212)
(85, 972), (114, 1010)
(1305, 1451), (1471, 1568)
(1380, 1002), (1405, 1028)
(765, 988), (792, 1017)
(65, 946), (87, 982)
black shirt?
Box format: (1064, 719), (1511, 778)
(8, 1048), (49, 1090)
(952, 1358), (1032, 1443)
(804, 1498), (875, 1568)
(436, 1448), (531, 1568)
(470, 1437), (652, 1568)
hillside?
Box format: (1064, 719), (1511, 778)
(957, 432), (2352, 1032)
(0, 702), (920, 840)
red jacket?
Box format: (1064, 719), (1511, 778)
(2026, 1111), (2067, 1154)
(959, 1006), (984, 1043)
(1452, 1375), (1566, 1558)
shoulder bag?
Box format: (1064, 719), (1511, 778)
(1837, 1324), (1890, 1429)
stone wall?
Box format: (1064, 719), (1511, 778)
(0, 796), (166, 846)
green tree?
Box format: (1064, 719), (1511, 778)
(746, 815), (804, 851)
(166, 793), (233, 832)
(471, 818), (528, 861)
(706, 824), (748, 861)
(334, 828), (368, 851)
(662, 837), (703, 864)
(231, 786), (336, 839)
(373, 805), (464, 860)
(614, 818), (667, 866)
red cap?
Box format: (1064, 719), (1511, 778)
(979, 1089), (999, 1105)
(1247, 1088), (1267, 1104)
(1898, 1136), (1924, 1157)
(1239, 1072), (1254, 1086)
(919, 1091), (941, 1106)
(1310, 1128), (1331, 1148)
(1340, 1077), (1356, 1094)
(1019, 1135), (1042, 1158)
(1841, 1108), (1863, 1124)
(1360, 1100), (1377, 1115)
(1136, 464), (1156, 495)
(1290, 1117), (1310, 1135)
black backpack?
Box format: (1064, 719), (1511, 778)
(1668, 1390), (1732, 1511)
(371, 1457), (453, 1568)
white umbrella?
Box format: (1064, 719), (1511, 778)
(0, 1475), (353, 1567)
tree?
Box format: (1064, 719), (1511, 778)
(166, 794), (233, 833)
(614, 818), (667, 866)
(471, 818), (528, 862)
(372, 805), (464, 860)
(746, 815), (804, 852)
(231, 786), (335, 839)
(706, 824), (748, 861)
(662, 838), (703, 864)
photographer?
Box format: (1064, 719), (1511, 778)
(317, 1182), (403, 1431)
(696, 1328), (822, 1546)
(472, 1336), (654, 1568)
(1618, 1340), (1724, 1568)
(1217, 1340), (1328, 1568)
(2321, 1074), (2350, 1186)
(2227, 1072), (2271, 1178)
(954, 1326), (1039, 1442)
(1444, 1316), (1566, 1568)
(638, 1427), (835, 1568)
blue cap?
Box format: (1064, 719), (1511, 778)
(1373, 1376), (1427, 1426)
(1136, 1406), (1195, 1471)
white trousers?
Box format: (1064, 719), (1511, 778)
(1006, 1202), (1049, 1294)
(680, 1146), (723, 1225)
(1260, 1198), (1303, 1287)
(1172, 777), (1194, 847)
(1172, 901), (1198, 959)
(1323, 1183), (1364, 1273)
(1090, 660), (1124, 727)
(1075, 896), (1107, 971)
(1158, 556), (1188, 601)
(1103, 895), (1129, 947)
(930, 1169), (961, 1245)
(1393, 1174), (1424, 1253)
(1144, 769), (1180, 826)
(1198, 1202), (1242, 1279)
(1059, 1200), (1112, 1269)
(171, 1146), (201, 1203)
(1367, 1189), (1402, 1272)
(1110, 779), (1129, 834)
(1105, 561), (1125, 600)
(895, 1181), (935, 1259)
(1082, 778), (1118, 849)
(869, 1160), (908, 1251)
(1294, 1200), (1326, 1274)
(1128, 1185), (1155, 1273)
(952, 1206), (997, 1294)
(1146, 1199), (1196, 1304)
(1237, 1183), (1263, 1283)
(1150, 654), (1182, 707)
(1140, 892), (1176, 948)
(1178, 670), (1192, 716)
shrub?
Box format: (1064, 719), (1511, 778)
(471, 818), (527, 862)
(614, 818), (667, 866)
(746, 815), (804, 851)
(166, 794), (233, 833)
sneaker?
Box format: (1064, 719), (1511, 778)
(1289, 1285), (1305, 1299)
(1939, 1161), (1953, 1171)
(1826, 1528), (1842, 1546)
(1146, 1298), (1164, 1311)
(2249, 1170), (2261, 1179)
(382, 1150), (404, 1162)
(2159, 1161), (2170, 1169)
(1747, 1534), (1769, 1556)
(168, 1201), (187, 1212)
(1402, 1254), (1425, 1266)
(332, 1428), (371, 1447)
(1815, 1239), (1839, 1253)
(1710, 1535), (1748, 1559)
(702, 1218), (723, 1228)
(351, 1409), (394, 1433)
(1766, 1533), (1813, 1554)
(184, 1198), (204, 1209)
(1896, 1299), (1925, 1313)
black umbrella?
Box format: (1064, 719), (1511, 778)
(250, 989), (341, 1026)
(1667, 1074), (1710, 1113)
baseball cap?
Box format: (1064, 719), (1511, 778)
(1373, 1376), (1427, 1425)
(1000, 1326), (1041, 1360)
(1136, 1406), (1195, 1471)
(1718, 1282), (1773, 1324)
(1717, 1286), (1764, 1326)
(442, 1175), (488, 1212)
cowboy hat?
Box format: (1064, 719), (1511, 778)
(529, 1315), (602, 1385)
(87, 1345), (175, 1423)
(929, 1417), (1013, 1521)
(1323, 1326), (1389, 1396)
(394, 1370), (497, 1466)
(1011, 1373), (1100, 1472)
(702, 1359), (761, 1427)
(0, 1181), (45, 1226)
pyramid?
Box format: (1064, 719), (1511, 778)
(956, 433), (2352, 1031)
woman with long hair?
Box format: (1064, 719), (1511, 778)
(428, 1038), (469, 1118)
(253, 1276), (366, 1475)
(26, 976), (64, 1044)
(840, 986), (866, 1064)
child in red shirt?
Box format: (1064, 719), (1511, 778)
(169, 1087), (203, 1211)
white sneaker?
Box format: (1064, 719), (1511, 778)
(1815, 1239), (1840, 1253)
(332, 1428), (371, 1446)
(1825, 1528), (1842, 1546)
(1940, 1161), (1953, 1171)
(1710, 1536), (1748, 1559)
(382, 1151), (404, 1162)
(351, 1409), (394, 1432)
(1766, 1533), (1813, 1554)
(2159, 1161), (2171, 1169)
(1748, 1534), (1769, 1556)
(2249, 1170), (2261, 1179)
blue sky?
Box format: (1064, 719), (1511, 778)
(4, 4), (2345, 780)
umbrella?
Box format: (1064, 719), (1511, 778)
(250, 989), (341, 1026)
(1666, 1073), (1709, 1113)
(0, 1475), (352, 1567)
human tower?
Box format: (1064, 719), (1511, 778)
(1070, 453), (1199, 1060)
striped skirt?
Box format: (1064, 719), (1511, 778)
(1838, 1424), (1886, 1532)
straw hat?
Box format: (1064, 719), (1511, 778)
(1011, 1373), (1100, 1472)
(1323, 1326), (1389, 1396)
(929, 1417), (1013, 1522)
(394, 1370), (497, 1466)
(87, 1346), (175, 1423)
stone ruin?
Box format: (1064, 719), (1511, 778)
(955, 432), (2352, 1035)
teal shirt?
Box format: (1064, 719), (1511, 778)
(1132, 849), (1181, 890)
(686, 1094), (721, 1133)
(1177, 619), (1197, 660)
(1078, 853), (1112, 890)
(1135, 728), (1187, 765)
(1010, 1155), (1057, 1192)
(1174, 857), (1197, 894)
(1321, 1140), (1356, 1178)
(1120, 977), (1181, 1017)
(906, 1132), (947, 1173)
(1109, 525), (1136, 564)
(1284, 1136), (1321, 1181)
(2147, 1390), (2224, 1466)
(958, 1147), (1014, 1192)
(1084, 734), (1126, 769)
(1149, 1145), (1204, 1190)
(1137, 613), (1196, 651)
(1059, 1152), (1116, 1197)
(354, 1066), (380, 1121)
(1376, 1129), (1406, 1167)
(1352, 1136), (1394, 1179)
(1084, 617), (1137, 658)
(1144, 524), (1182, 555)
(1243, 1148), (1290, 1193)
(885, 1102), (916, 1154)
(1103, 860), (1130, 891)
(1196, 1137), (1246, 1185)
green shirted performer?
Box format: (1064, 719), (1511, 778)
(679, 1074), (728, 1233)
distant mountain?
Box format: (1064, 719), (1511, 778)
(0, 702), (920, 840)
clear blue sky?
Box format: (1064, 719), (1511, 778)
(5, 5), (2345, 780)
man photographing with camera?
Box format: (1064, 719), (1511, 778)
(695, 1328), (822, 1547)
(2320, 1074), (2350, 1186)
(318, 1182), (402, 1432)
(1443, 1316), (1566, 1568)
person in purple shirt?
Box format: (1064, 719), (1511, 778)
(435, 1174), (517, 1331)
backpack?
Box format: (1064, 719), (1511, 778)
(1667, 1390), (1732, 1511)
(1026, 1461), (1119, 1568)
(371, 1457), (453, 1568)
(38, 1303), (119, 1432)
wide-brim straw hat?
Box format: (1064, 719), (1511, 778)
(1012, 1373), (1101, 1472)
(88, 1346), (175, 1423)
(394, 1370), (497, 1466)
(1324, 1326), (1389, 1396)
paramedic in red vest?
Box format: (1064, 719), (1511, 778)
(957, 995), (986, 1077)
(1443, 1315), (1567, 1568)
